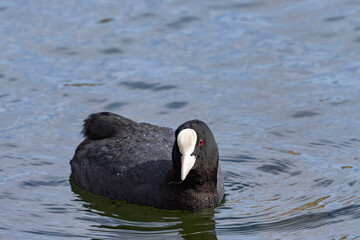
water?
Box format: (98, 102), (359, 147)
(1, 0), (360, 239)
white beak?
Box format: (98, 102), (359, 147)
(177, 128), (197, 181)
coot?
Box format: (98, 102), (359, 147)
(70, 112), (224, 210)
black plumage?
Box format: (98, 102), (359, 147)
(70, 112), (224, 210)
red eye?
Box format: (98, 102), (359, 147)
(199, 139), (204, 146)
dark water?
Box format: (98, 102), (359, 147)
(1, 0), (360, 239)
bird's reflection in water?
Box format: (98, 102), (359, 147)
(70, 176), (218, 240)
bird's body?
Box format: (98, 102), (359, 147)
(70, 112), (224, 210)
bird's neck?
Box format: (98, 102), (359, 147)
(169, 167), (218, 192)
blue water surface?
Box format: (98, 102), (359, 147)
(1, 0), (360, 239)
